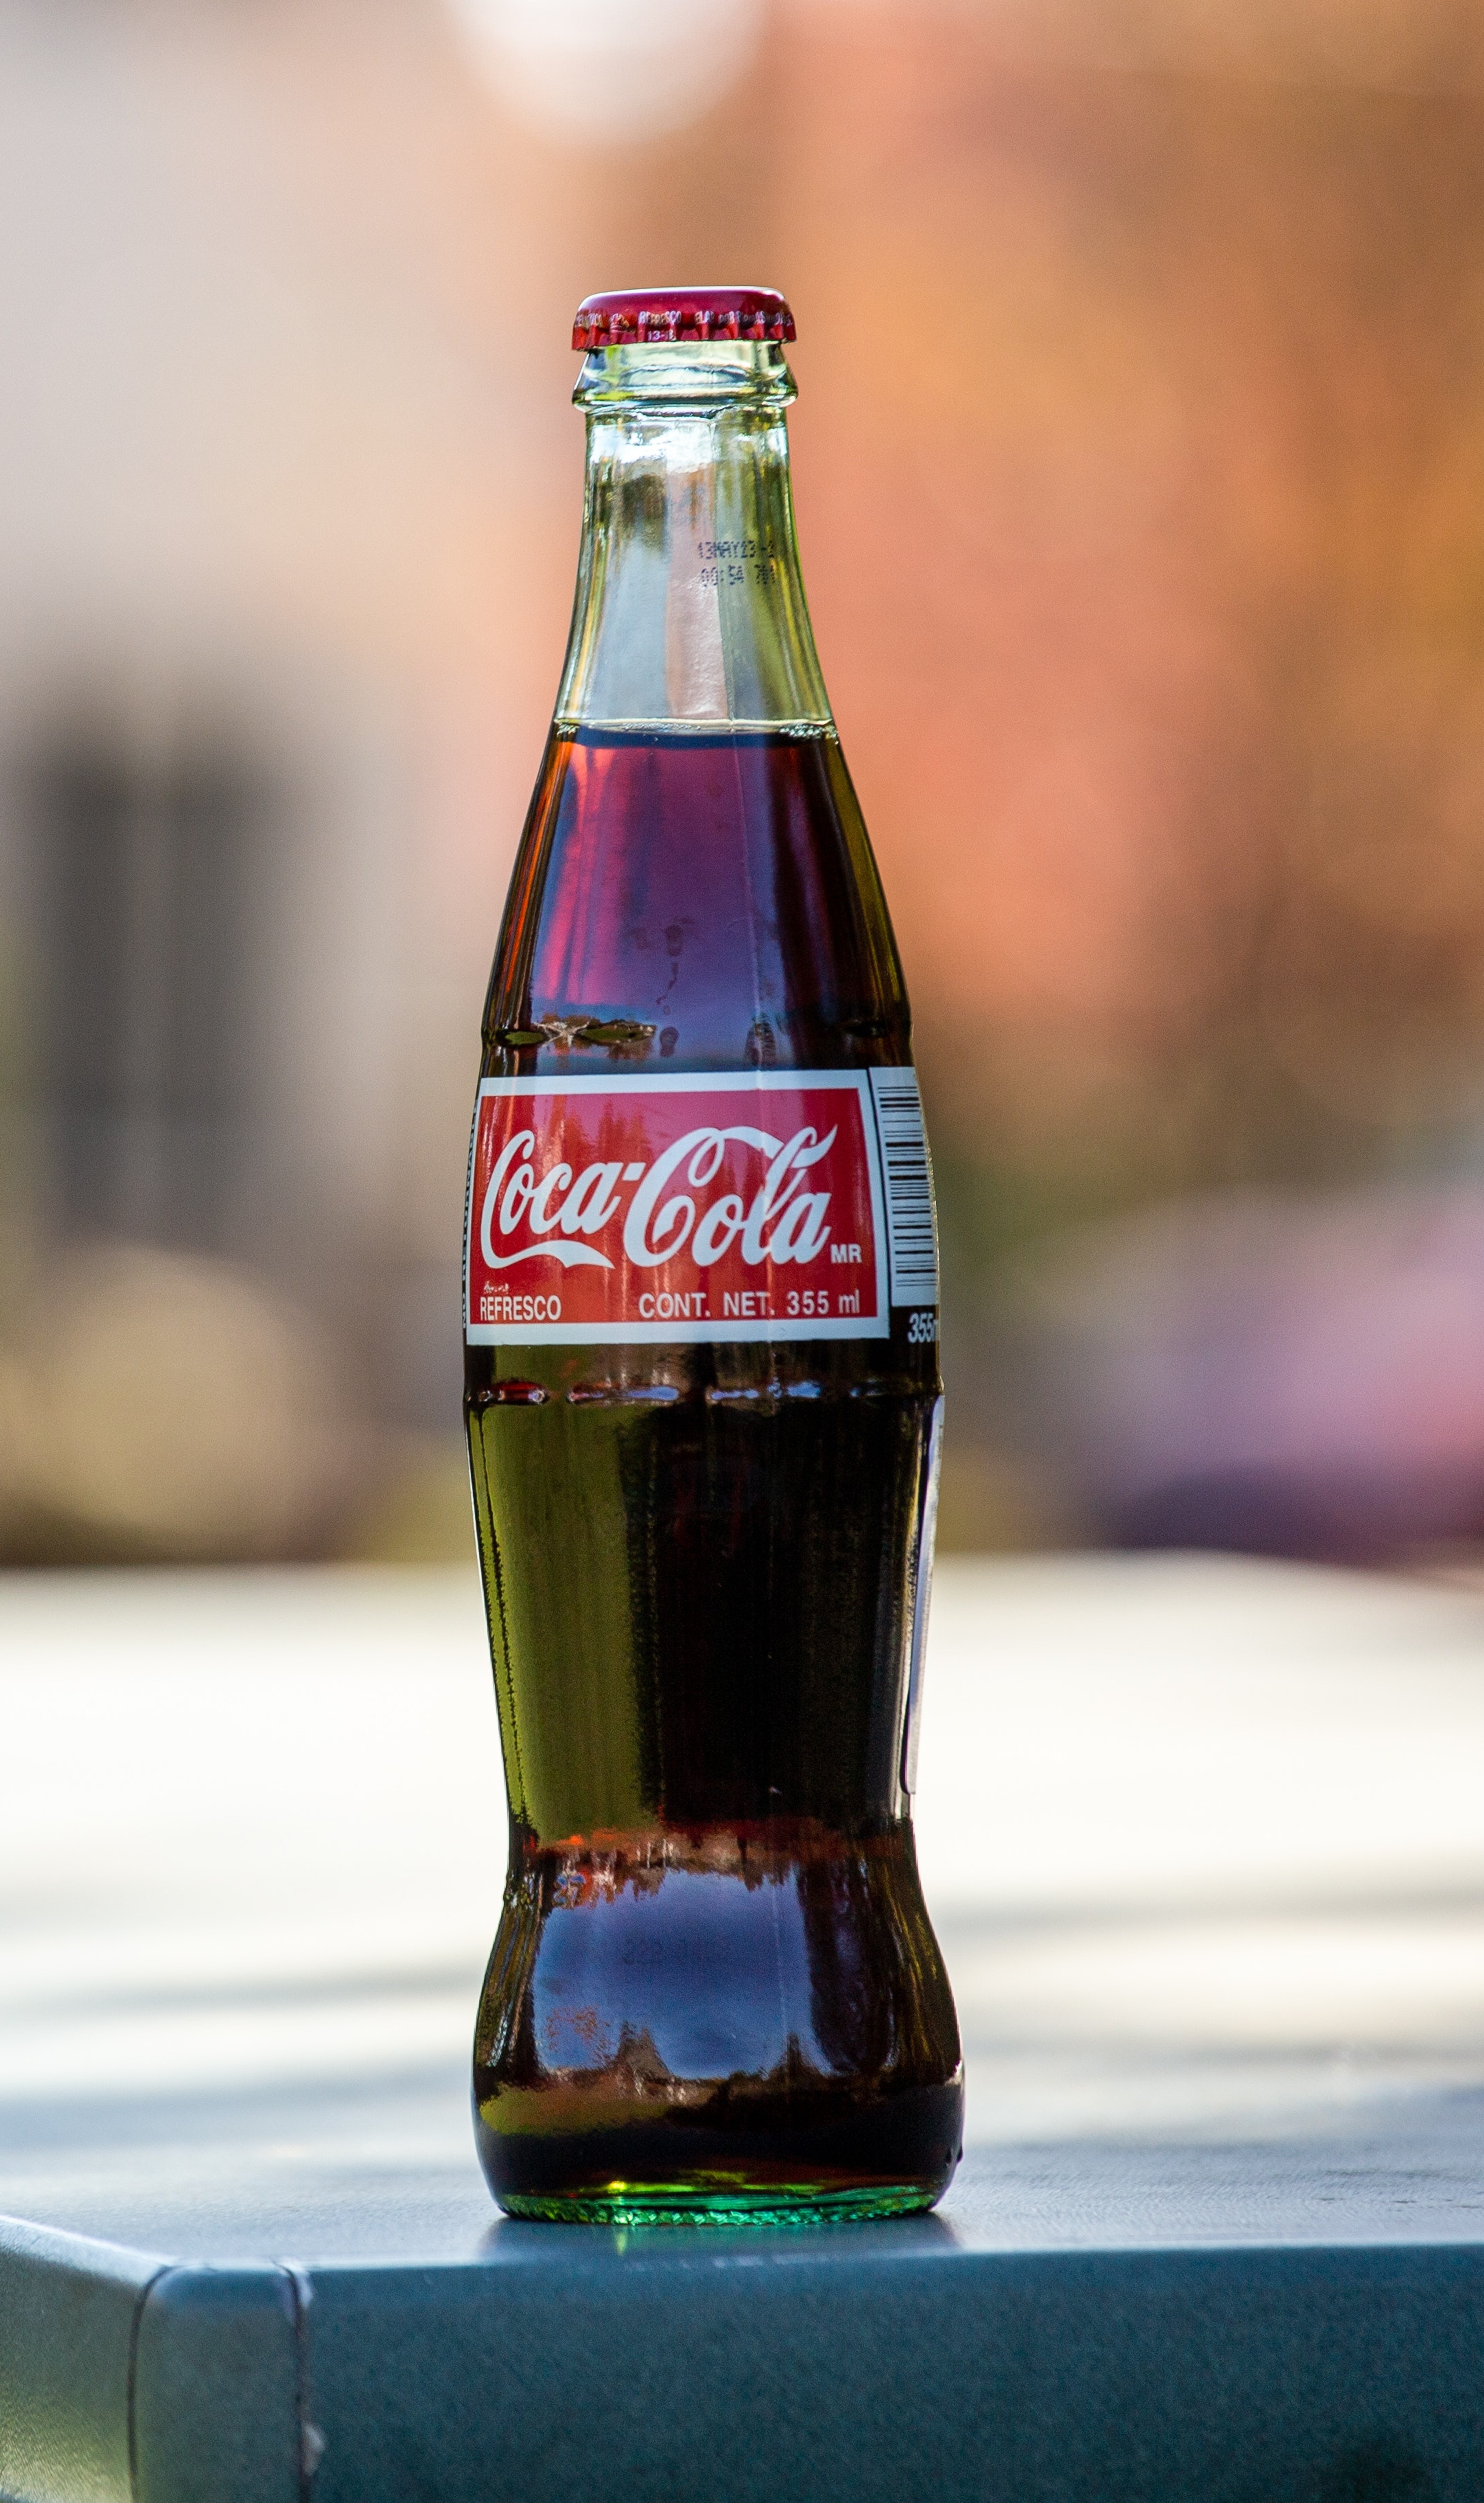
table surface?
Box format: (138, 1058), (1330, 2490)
(5, 1556), (1484, 2503)
(3, 1550), (1484, 2261)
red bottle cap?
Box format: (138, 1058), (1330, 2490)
(572, 287), (796, 351)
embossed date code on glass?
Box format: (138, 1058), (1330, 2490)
(464, 1069), (938, 1346)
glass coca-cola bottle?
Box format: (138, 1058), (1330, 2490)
(465, 286), (962, 2223)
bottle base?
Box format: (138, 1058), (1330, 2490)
(476, 2079), (964, 2225)
(495, 2177), (945, 2227)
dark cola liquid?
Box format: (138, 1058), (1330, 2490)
(466, 727), (962, 2222)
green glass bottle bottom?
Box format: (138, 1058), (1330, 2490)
(497, 2175), (944, 2227)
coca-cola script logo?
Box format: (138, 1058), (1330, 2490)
(465, 1073), (888, 1344)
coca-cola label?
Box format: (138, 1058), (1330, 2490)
(464, 1071), (925, 1345)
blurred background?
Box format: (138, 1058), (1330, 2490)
(3, 0), (1484, 1571)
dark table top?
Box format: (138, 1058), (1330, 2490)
(5, 1559), (1484, 2498)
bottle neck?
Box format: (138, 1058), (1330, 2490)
(555, 342), (833, 734)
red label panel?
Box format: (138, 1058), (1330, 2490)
(464, 1073), (888, 1345)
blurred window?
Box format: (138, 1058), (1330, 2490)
(29, 729), (269, 1252)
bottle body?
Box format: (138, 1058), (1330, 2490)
(465, 326), (961, 2222)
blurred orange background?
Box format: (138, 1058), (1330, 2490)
(3, 0), (1484, 1567)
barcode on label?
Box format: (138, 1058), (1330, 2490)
(869, 1068), (939, 1307)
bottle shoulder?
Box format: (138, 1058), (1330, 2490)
(483, 726), (910, 1075)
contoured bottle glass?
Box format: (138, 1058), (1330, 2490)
(465, 286), (962, 2224)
